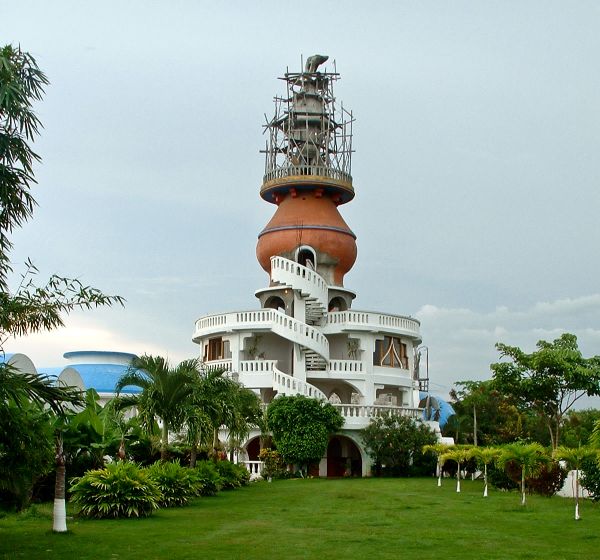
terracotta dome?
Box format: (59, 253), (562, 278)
(256, 192), (357, 286)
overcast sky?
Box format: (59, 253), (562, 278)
(3, 1), (600, 404)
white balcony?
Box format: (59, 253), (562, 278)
(333, 404), (422, 429)
(324, 310), (421, 339)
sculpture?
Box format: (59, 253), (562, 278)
(305, 54), (329, 73)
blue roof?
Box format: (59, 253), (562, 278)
(419, 392), (455, 428)
(63, 363), (142, 394)
(0, 353), (15, 363)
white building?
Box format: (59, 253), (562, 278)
(192, 56), (430, 476)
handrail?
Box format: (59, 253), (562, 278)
(273, 366), (327, 401)
(194, 308), (329, 361)
(324, 310), (420, 337)
(333, 403), (422, 420)
(263, 165), (352, 185)
(270, 256), (328, 313)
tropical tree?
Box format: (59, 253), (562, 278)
(115, 355), (200, 461)
(553, 446), (598, 520)
(470, 447), (500, 497)
(1, 43), (123, 531)
(440, 447), (472, 493)
(422, 443), (451, 487)
(361, 414), (437, 477)
(497, 443), (550, 506)
(267, 395), (343, 475)
(491, 334), (600, 449)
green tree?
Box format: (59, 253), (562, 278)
(440, 447), (472, 493)
(1, 44), (123, 532)
(470, 446), (500, 497)
(491, 334), (600, 449)
(560, 409), (600, 448)
(0, 399), (54, 510)
(361, 414), (437, 477)
(115, 355), (200, 461)
(553, 446), (598, 520)
(267, 395), (343, 475)
(422, 442), (452, 487)
(497, 443), (550, 506)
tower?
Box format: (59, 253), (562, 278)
(193, 56), (427, 477)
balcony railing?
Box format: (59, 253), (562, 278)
(324, 311), (420, 337)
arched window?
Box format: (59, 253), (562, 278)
(296, 245), (316, 270)
(328, 392), (342, 404)
(264, 296), (285, 311)
(328, 297), (348, 312)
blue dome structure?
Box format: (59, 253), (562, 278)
(419, 392), (455, 428)
(57, 351), (142, 404)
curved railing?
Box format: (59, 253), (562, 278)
(273, 366), (327, 401)
(270, 256), (328, 313)
(324, 310), (421, 337)
(194, 309), (329, 359)
(333, 404), (421, 421)
(263, 165), (352, 186)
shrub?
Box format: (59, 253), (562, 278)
(70, 461), (161, 518)
(581, 457), (600, 501)
(490, 459), (566, 496)
(361, 414), (437, 477)
(214, 460), (250, 489)
(526, 461), (567, 497)
(146, 460), (197, 507)
(258, 448), (285, 479)
(192, 461), (222, 496)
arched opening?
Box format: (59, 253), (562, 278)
(328, 392), (342, 404)
(246, 436), (261, 461)
(328, 296), (348, 312)
(327, 436), (362, 477)
(264, 296), (285, 311)
(296, 245), (316, 270)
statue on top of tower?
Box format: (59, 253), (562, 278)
(305, 54), (329, 73)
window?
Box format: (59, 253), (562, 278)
(205, 337), (229, 361)
(373, 337), (408, 369)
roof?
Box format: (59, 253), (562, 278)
(58, 363), (142, 394)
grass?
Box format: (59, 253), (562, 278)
(1, 478), (599, 559)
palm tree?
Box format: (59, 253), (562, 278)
(470, 447), (500, 497)
(115, 355), (200, 461)
(497, 443), (550, 506)
(422, 443), (451, 487)
(553, 446), (598, 520)
(440, 447), (472, 493)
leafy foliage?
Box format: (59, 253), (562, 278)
(491, 333), (600, 449)
(361, 414), (437, 477)
(258, 448), (285, 479)
(115, 356), (201, 460)
(192, 461), (222, 496)
(70, 461), (161, 518)
(146, 460), (197, 507)
(214, 460), (250, 489)
(497, 443), (551, 504)
(580, 456), (600, 501)
(0, 400), (54, 510)
(267, 395), (343, 472)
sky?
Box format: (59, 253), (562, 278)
(3, 1), (600, 404)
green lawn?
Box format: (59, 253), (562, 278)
(1, 478), (599, 559)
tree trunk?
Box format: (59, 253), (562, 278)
(161, 422), (169, 461)
(575, 468), (580, 520)
(456, 462), (461, 493)
(521, 467), (526, 506)
(437, 458), (442, 487)
(483, 463), (488, 498)
(190, 443), (197, 468)
(53, 436), (67, 533)
(473, 405), (478, 446)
